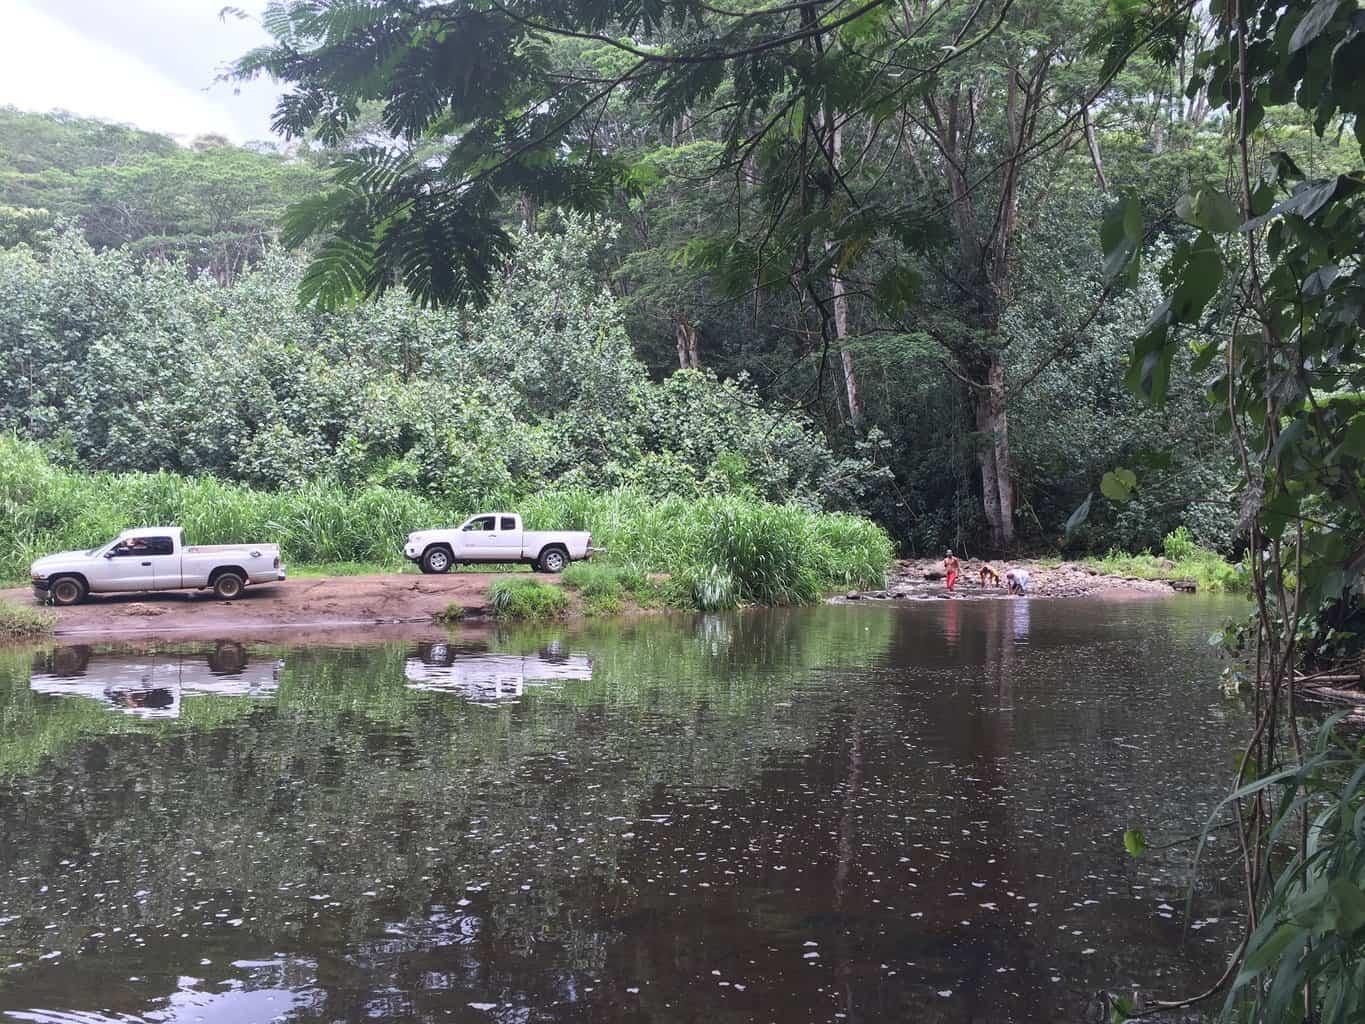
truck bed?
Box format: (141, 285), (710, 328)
(185, 544), (278, 555)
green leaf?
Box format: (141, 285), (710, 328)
(1243, 176), (1356, 231)
(1269, 418), (1307, 465)
(1238, 922), (1304, 982)
(1122, 828), (1146, 858)
(1303, 263), (1339, 298)
(1190, 339), (1220, 374)
(1169, 233), (1223, 322)
(1176, 188), (1242, 232)
(1101, 468), (1137, 502)
(1342, 414), (1365, 457)
(1100, 194), (1143, 285)
(1064, 492), (1093, 541)
(1289, 0), (1344, 53)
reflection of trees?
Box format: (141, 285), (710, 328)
(0, 603), (1245, 1022)
(0, 609), (897, 1017)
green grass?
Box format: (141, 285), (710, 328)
(582, 592), (625, 616)
(1081, 528), (1246, 593)
(0, 436), (894, 609)
(434, 602), (466, 623)
(0, 600), (56, 641)
(488, 578), (570, 621)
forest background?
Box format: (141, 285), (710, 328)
(5, 0), (1347, 564)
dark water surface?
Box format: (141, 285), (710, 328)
(0, 597), (1251, 1023)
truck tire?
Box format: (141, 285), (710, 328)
(538, 547), (568, 573)
(422, 546), (453, 574)
(49, 576), (87, 607)
(213, 572), (245, 600)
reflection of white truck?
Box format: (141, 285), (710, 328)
(29, 644), (285, 720)
(403, 513), (592, 574)
(404, 641), (593, 702)
(30, 527), (285, 606)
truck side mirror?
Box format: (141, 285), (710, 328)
(104, 551), (115, 559)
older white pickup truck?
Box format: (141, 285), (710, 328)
(30, 527), (285, 605)
(403, 513), (592, 574)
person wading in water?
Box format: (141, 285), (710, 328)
(943, 549), (960, 592)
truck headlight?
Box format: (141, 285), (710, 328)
(30, 572), (45, 581)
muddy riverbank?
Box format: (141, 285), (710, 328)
(1, 558), (1189, 641)
(0, 572), (523, 638)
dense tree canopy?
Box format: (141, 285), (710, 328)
(0, 107), (321, 279)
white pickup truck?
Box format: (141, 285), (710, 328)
(403, 513), (592, 574)
(30, 527), (285, 605)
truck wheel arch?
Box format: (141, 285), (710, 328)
(421, 544), (455, 574)
(48, 574), (89, 606)
(537, 545), (569, 573)
(208, 566), (249, 598)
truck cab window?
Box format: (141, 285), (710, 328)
(464, 516), (496, 532)
(111, 538), (148, 557)
(500, 517), (517, 531)
(145, 537), (174, 556)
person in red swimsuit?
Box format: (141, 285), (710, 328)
(943, 549), (960, 591)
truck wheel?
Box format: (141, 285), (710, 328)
(422, 546), (452, 574)
(539, 548), (568, 573)
(50, 576), (87, 606)
(213, 572), (245, 600)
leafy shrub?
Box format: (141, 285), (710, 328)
(0, 226), (883, 510)
(487, 578), (569, 621)
(1083, 542), (1245, 593)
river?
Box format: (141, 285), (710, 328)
(0, 596), (1250, 1023)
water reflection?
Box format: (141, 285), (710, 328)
(28, 644), (283, 720)
(405, 641), (593, 703)
(0, 600), (1251, 1023)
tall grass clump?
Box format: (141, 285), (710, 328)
(488, 578), (569, 621)
(0, 600), (56, 640)
(524, 489), (891, 607)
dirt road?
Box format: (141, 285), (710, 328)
(1, 573), (529, 639)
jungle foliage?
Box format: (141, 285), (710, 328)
(0, 217), (884, 511)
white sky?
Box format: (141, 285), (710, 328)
(0, 0), (285, 143)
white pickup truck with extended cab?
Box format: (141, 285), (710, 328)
(403, 513), (592, 574)
(30, 527), (285, 605)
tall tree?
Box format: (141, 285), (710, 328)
(236, 0), (1134, 549)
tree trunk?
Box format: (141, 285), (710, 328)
(1082, 106), (1109, 191)
(823, 118), (863, 430)
(675, 315), (700, 370)
(973, 355), (1014, 551)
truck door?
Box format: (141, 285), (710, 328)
(101, 537), (162, 591)
(143, 536), (182, 589)
(458, 515), (502, 561)
(497, 515), (522, 560)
